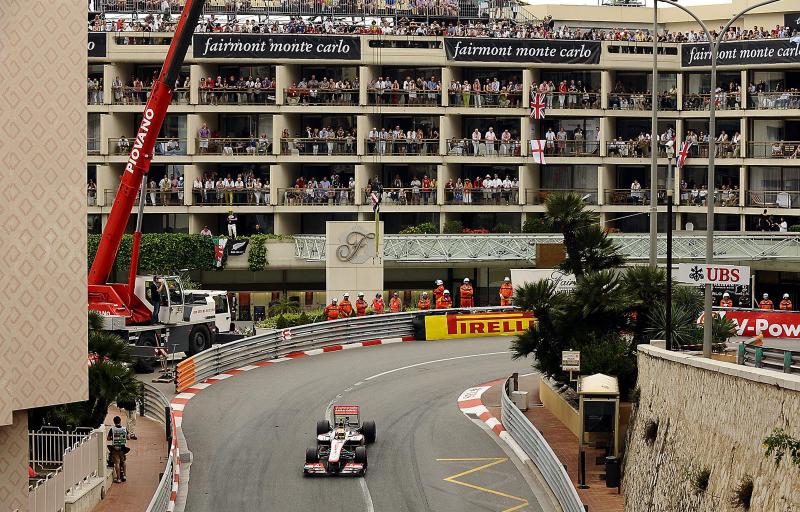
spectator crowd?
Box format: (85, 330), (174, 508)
(367, 76), (441, 105)
(366, 126), (439, 155)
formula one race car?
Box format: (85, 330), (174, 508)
(303, 405), (376, 476)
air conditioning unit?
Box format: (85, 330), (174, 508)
(511, 390), (529, 411)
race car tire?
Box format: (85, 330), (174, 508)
(306, 447), (319, 463)
(354, 446), (367, 465)
(361, 420), (376, 444)
(316, 420), (331, 436)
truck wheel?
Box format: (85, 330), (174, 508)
(306, 447), (319, 463)
(187, 325), (211, 356)
(316, 420), (331, 436)
(354, 446), (367, 465)
(361, 420), (376, 444)
(134, 332), (157, 374)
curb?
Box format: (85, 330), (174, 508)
(167, 335), (415, 511)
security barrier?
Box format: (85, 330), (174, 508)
(142, 383), (178, 512)
(500, 376), (585, 512)
(738, 343), (800, 374)
(175, 307), (514, 392)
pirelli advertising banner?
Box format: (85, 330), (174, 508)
(682, 39), (800, 67)
(424, 311), (535, 340)
(444, 38), (601, 64)
(193, 34), (361, 60)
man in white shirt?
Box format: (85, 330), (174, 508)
(193, 177), (203, 204)
(502, 175), (513, 205)
(500, 129), (512, 156)
(485, 127), (496, 155)
(545, 127), (556, 154)
(471, 128), (481, 156)
(482, 175), (492, 203)
(368, 127), (379, 154)
(378, 128), (388, 155)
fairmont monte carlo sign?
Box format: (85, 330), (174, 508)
(193, 34), (361, 60)
(682, 38), (800, 67)
(444, 38), (601, 64)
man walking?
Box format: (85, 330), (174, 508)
(107, 416), (128, 483)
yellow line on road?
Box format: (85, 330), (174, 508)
(436, 457), (529, 512)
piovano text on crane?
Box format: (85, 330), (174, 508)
(125, 107), (155, 174)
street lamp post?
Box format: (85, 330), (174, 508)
(649, 1), (659, 268)
(665, 142), (675, 351)
(654, 0), (781, 357)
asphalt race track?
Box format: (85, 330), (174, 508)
(181, 336), (548, 512)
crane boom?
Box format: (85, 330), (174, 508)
(88, 0), (205, 286)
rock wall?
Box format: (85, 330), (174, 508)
(623, 345), (800, 512)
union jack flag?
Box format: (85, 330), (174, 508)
(676, 141), (692, 167)
(530, 92), (546, 119)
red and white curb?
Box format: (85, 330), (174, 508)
(457, 381), (506, 435)
(167, 335), (415, 511)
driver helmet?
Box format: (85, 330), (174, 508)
(722, 292), (730, 298)
(784, 293), (790, 299)
(435, 279), (443, 286)
(343, 293), (349, 298)
(504, 276), (511, 282)
(463, 278), (470, 283)
(763, 293), (769, 299)
(334, 427), (346, 440)
(444, 290), (450, 295)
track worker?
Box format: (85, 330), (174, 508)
(719, 292), (733, 308)
(324, 298), (340, 320)
(417, 292), (431, 310)
(355, 293), (368, 316)
(433, 279), (445, 304)
(459, 278), (474, 307)
(759, 293), (774, 310)
(499, 276), (513, 306)
(436, 289), (453, 309)
(389, 293), (402, 313)
(338, 293), (353, 318)
(107, 416), (128, 484)
(372, 293), (385, 314)
(780, 293), (793, 311)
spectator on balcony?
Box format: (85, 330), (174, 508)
(556, 127), (568, 155)
(87, 180), (97, 206)
(176, 175), (184, 204)
(630, 179), (642, 203)
(557, 80), (568, 108)
(204, 177), (214, 203)
(192, 177), (203, 204)
(409, 176), (421, 205)
(484, 127), (497, 156)
(500, 129), (512, 156)
(378, 128), (388, 155)
(574, 127), (585, 155)
(502, 175), (514, 205)
(198, 124), (210, 154)
(544, 127), (556, 154)
(461, 80), (471, 107)
(117, 135), (130, 155)
(471, 128), (481, 156)
(112, 76), (123, 104)
(159, 175), (170, 206)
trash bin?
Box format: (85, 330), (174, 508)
(605, 456), (620, 488)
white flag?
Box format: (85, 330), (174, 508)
(530, 139), (547, 165)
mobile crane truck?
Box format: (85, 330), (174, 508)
(87, 0), (213, 372)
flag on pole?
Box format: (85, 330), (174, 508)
(676, 141), (692, 168)
(530, 139), (547, 165)
(530, 92), (546, 119)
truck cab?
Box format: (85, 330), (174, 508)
(184, 289), (233, 334)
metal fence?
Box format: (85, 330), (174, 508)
(500, 376), (585, 512)
(738, 343), (800, 374)
(143, 383), (178, 512)
(28, 469), (65, 512)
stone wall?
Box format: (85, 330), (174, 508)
(623, 345), (800, 512)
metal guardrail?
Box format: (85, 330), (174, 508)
(737, 343), (800, 374)
(143, 383), (177, 512)
(500, 376), (584, 512)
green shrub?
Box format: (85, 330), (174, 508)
(789, 225), (800, 232)
(87, 233), (216, 273)
(442, 220), (464, 234)
(522, 217), (550, 233)
(493, 223), (513, 233)
(399, 222), (439, 234)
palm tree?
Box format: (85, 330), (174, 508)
(623, 265), (667, 343)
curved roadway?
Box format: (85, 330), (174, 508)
(182, 337), (546, 511)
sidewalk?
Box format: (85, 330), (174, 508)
(482, 375), (624, 512)
(93, 406), (168, 512)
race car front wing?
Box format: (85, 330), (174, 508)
(303, 462), (365, 476)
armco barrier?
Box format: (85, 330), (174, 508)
(142, 383), (179, 512)
(738, 343), (800, 374)
(501, 377), (585, 512)
(175, 307), (514, 392)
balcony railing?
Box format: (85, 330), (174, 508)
(605, 188), (669, 205)
(87, 88), (103, 105)
(540, 140), (600, 157)
(748, 141), (800, 159)
(192, 186), (271, 206)
(366, 89), (441, 107)
(284, 88), (358, 106)
(526, 188), (597, 205)
(365, 138), (440, 156)
(683, 92), (741, 111)
(680, 189), (740, 207)
(198, 137), (272, 155)
(444, 187), (520, 205)
(280, 187), (355, 206)
(606, 140), (663, 158)
(748, 91), (800, 110)
(446, 90), (524, 108)
(607, 92), (677, 111)
(111, 86), (189, 105)
(363, 187), (437, 205)
(747, 190), (799, 209)
(281, 137), (356, 156)
(531, 91), (601, 110)
(199, 87), (276, 105)
(105, 188), (183, 206)
(111, 137), (187, 156)
(446, 139), (521, 157)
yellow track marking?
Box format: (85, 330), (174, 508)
(437, 458), (529, 512)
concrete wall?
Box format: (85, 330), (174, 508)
(624, 346), (800, 512)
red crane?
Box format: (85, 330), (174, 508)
(88, 0), (205, 324)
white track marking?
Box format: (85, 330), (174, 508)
(359, 477), (375, 512)
(363, 351), (510, 381)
